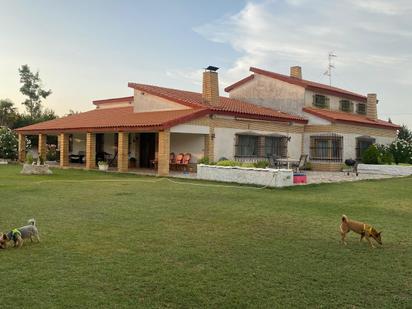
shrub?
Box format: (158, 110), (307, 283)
(46, 144), (58, 161)
(197, 157), (210, 165)
(362, 144), (381, 164)
(378, 145), (394, 165)
(254, 160), (269, 168)
(241, 162), (255, 168)
(216, 160), (238, 167)
(389, 138), (412, 164)
(362, 144), (394, 165)
(0, 127), (18, 160)
(304, 162), (312, 170)
(26, 153), (33, 164)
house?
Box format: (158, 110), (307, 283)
(15, 65), (398, 175)
(225, 66), (399, 170)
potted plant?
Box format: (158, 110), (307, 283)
(45, 144), (58, 165)
(98, 160), (109, 171)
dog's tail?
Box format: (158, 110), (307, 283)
(28, 218), (36, 226)
(342, 215), (348, 222)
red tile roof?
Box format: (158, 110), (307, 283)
(303, 107), (399, 129)
(225, 67), (367, 102)
(16, 107), (209, 133)
(129, 83), (307, 123)
(16, 83), (307, 133)
(93, 96), (134, 105)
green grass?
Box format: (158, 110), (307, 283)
(0, 165), (411, 308)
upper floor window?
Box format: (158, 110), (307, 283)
(357, 103), (366, 115)
(339, 100), (353, 112)
(313, 94), (329, 109)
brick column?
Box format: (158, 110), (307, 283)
(118, 132), (129, 173)
(158, 130), (170, 176)
(59, 133), (69, 167)
(204, 125), (215, 162)
(18, 134), (26, 162)
(85, 132), (96, 169)
(38, 133), (47, 160)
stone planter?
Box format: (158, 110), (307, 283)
(21, 164), (52, 175)
(197, 164), (293, 187)
(98, 164), (109, 171)
(358, 164), (412, 176)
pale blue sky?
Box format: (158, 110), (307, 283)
(1, 0), (411, 128)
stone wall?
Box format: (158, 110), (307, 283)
(197, 165), (293, 187)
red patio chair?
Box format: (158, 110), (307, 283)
(177, 153), (191, 172)
(171, 153), (184, 170)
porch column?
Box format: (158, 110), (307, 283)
(18, 133), (26, 163)
(118, 132), (129, 173)
(204, 127), (215, 162)
(158, 130), (170, 176)
(59, 133), (69, 167)
(38, 133), (47, 160)
(85, 132), (96, 169)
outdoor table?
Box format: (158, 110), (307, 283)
(276, 157), (300, 169)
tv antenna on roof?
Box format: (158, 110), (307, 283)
(324, 52), (337, 86)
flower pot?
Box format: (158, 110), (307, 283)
(98, 164), (109, 171)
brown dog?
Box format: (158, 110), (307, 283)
(340, 215), (382, 248)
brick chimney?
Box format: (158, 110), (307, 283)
(202, 66), (219, 106)
(290, 66), (302, 79)
(366, 93), (378, 120)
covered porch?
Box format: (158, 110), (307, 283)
(17, 129), (212, 176)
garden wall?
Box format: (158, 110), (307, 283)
(197, 164), (293, 187)
(358, 164), (412, 176)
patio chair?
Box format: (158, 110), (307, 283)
(170, 153), (184, 170)
(268, 156), (280, 168)
(292, 154), (308, 172)
(150, 153), (159, 169)
(176, 153), (191, 172)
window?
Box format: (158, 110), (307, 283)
(310, 134), (343, 162)
(356, 137), (375, 160)
(357, 103), (366, 115)
(235, 135), (258, 156)
(339, 100), (353, 112)
(313, 94), (329, 109)
(265, 136), (288, 158)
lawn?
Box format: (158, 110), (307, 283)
(0, 165), (411, 308)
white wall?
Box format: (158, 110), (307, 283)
(133, 90), (189, 113)
(228, 74), (306, 116)
(304, 113), (332, 125)
(170, 133), (205, 163)
(214, 127), (302, 161)
(72, 133), (86, 154)
(96, 101), (132, 109)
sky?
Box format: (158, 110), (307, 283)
(1, 0), (411, 128)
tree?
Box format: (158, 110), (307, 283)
(0, 99), (18, 128)
(19, 64), (52, 119)
(398, 124), (412, 142)
(66, 109), (80, 116)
